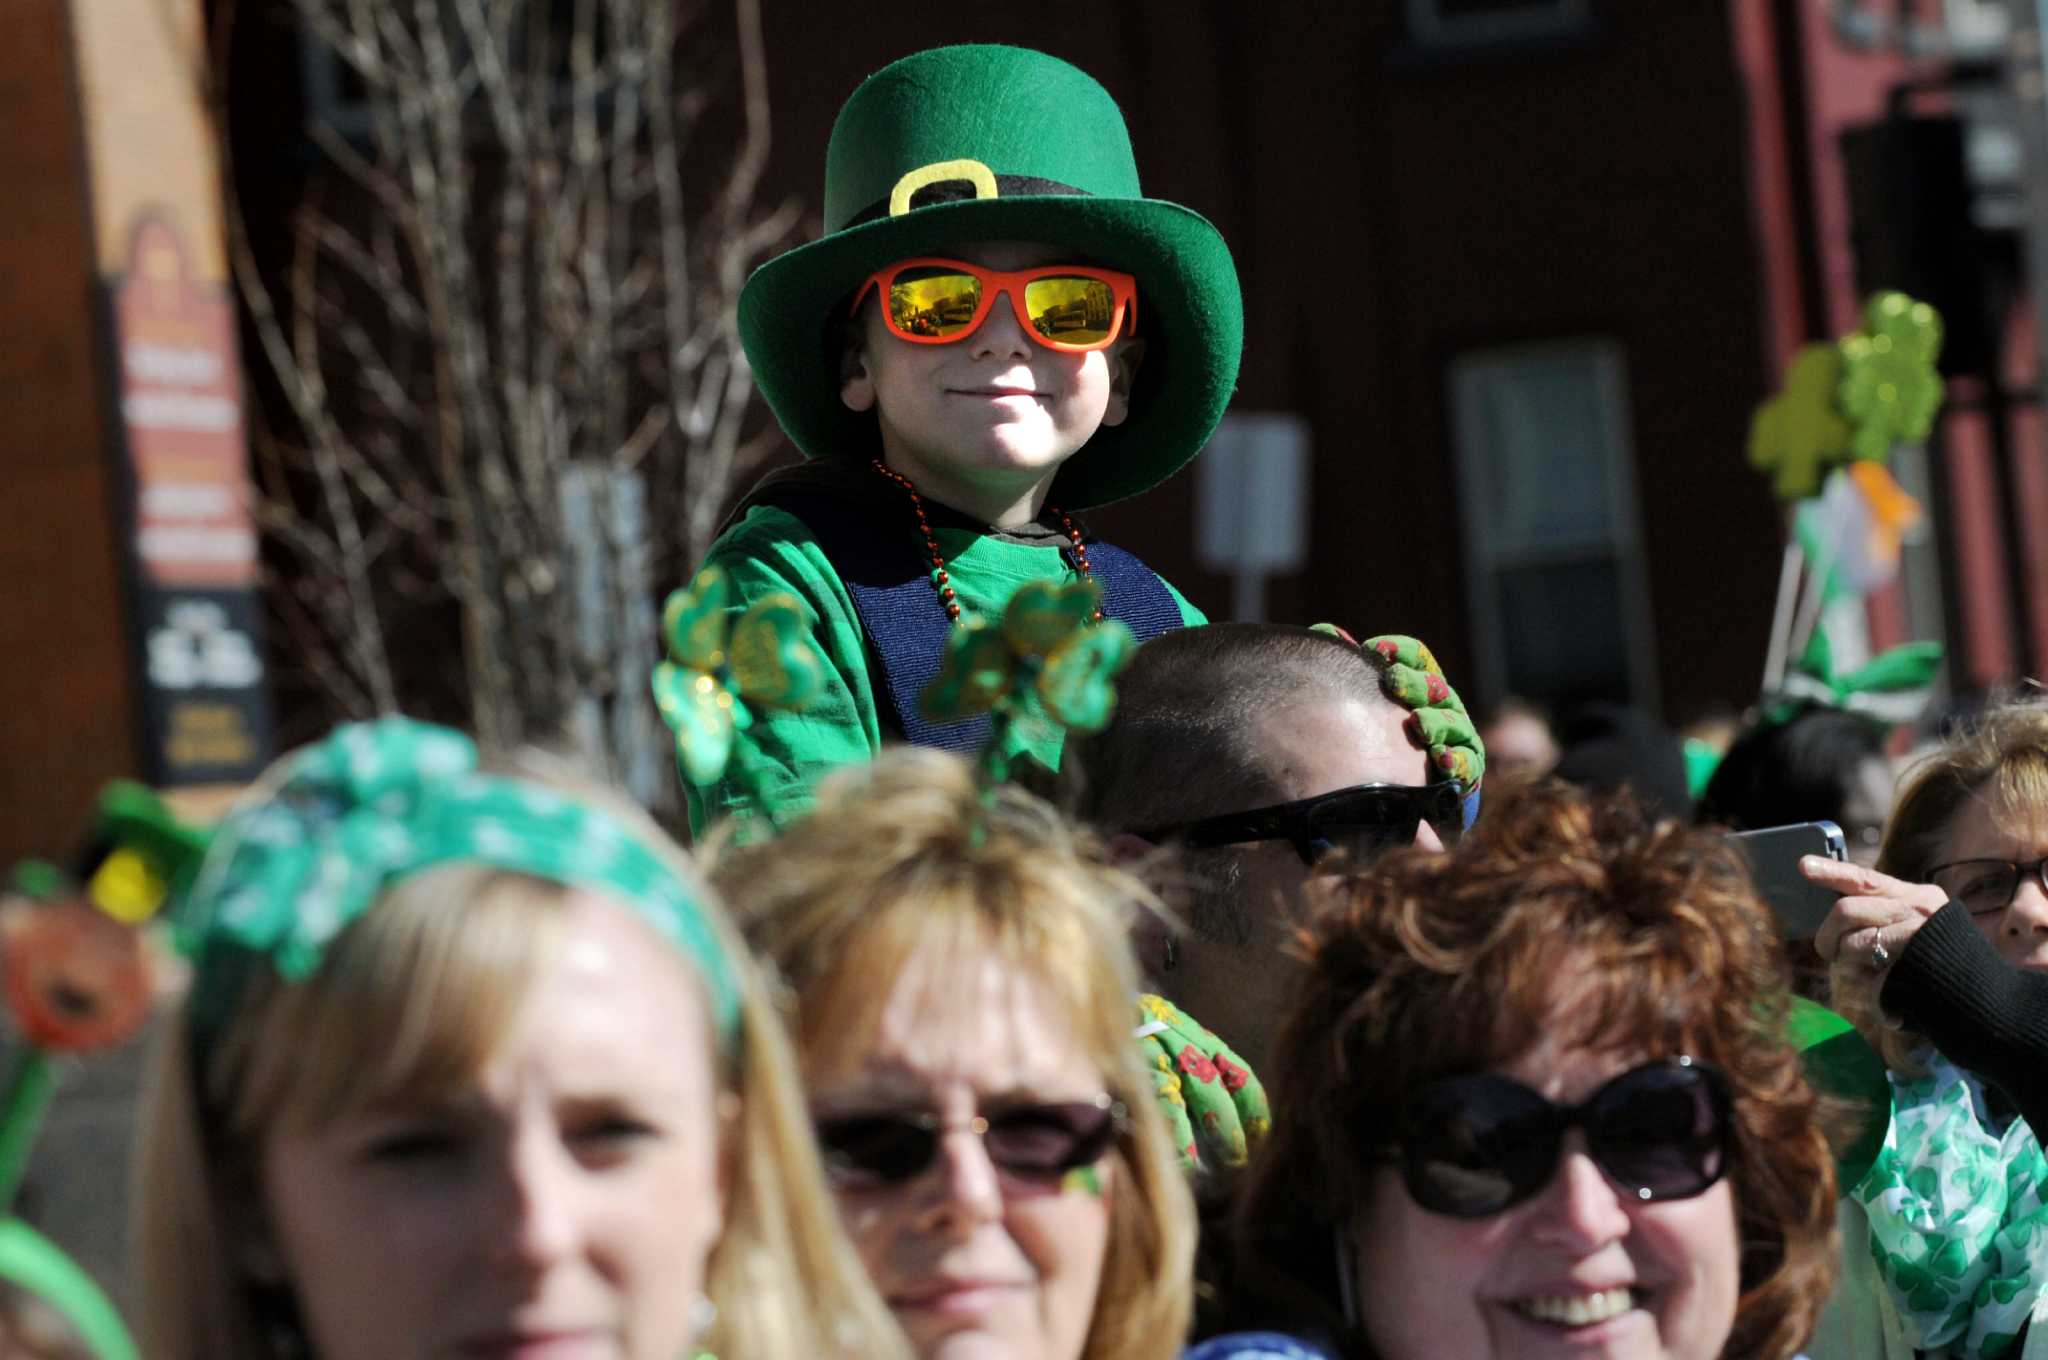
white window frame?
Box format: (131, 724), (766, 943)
(1447, 337), (1658, 712)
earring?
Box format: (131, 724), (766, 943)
(248, 1281), (311, 1360)
(1163, 937), (1177, 972)
(687, 1292), (718, 1348)
(1333, 1221), (1361, 1329)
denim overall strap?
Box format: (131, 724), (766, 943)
(769, 492), (1185, 751)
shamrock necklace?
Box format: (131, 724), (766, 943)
(869, 459), (1103, 625)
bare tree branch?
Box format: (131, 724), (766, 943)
(208, 0), (801, 802)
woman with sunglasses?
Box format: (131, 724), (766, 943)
(137, 718), (905, 1360)
(1200, 781), (1838, 1360)
(1796, 695), (2048, 1358)
(713, 747), (1197, 1360)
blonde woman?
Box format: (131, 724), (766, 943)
(136, 717), (905, 1360)
(1800, 696), (2048, 1359)
(712, 747), (1197, 1360)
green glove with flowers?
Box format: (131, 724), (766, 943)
(1135, 993), (1271, 1172)
(1312, 626), (1485, 827)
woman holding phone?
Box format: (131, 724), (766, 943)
(1802, 696), (2048, 1359)
(1806, 695), (2048, 1130)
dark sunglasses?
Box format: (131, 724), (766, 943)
(814, 1095), (1122, 1190)
(1928, 857), (2048, 917)
(1379, 1057), (1734, 1218)
(1138, 780), (1465, 867)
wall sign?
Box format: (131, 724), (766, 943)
(111, 215), (271, 784)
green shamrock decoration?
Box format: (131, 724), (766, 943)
(1749, 342), (1851, 501)
(652, 566), (827, 804)
(1839, 291), (1944, 464)
(1976, 1276), (2027, 1309)
(920, 578), (1135, 783)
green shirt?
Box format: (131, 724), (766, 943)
(684, 503), (1204, 834)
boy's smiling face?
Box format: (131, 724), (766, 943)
(841, 241), (1143, 525)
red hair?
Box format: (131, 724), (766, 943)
(1231, 781), (1838, 1360)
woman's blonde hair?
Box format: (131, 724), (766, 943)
(710, 747), (1197, 1360)
(1842, 691), (2048, 1071)
(135, 754), (906, 1360)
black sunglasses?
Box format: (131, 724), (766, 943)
(1138, 780), (1465, 866)
(1379, 1057), (1734, 1218)
(814, 1095), (1122, 1190)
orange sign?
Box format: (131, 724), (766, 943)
(113, 216), (256, 590)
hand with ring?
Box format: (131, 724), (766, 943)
(1801, 855), (1948, 1032)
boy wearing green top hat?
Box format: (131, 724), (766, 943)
(677, 43), (1243, 831)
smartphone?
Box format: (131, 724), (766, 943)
(1730, 821), (1848, 940)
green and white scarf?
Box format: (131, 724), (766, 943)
(1854, 1048), (2048, 1358)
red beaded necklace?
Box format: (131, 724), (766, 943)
(870, 459), (1102, 625)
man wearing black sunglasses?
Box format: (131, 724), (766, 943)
(1074, 624), (1478, 1073)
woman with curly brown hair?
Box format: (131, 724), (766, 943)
(1195, 781), (1838, 1360)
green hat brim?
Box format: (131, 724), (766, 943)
(738, 193), (1242, 511)
(1787, 996), (1891, 1192)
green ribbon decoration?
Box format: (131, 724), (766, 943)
(1135, 993), (1270, 1172)
(652, 565), (830, 827)
(1853, 1047), (2047, 1358)
(1764, 628), (1943, 731)
(920, 578), (1136, 786)
(182, 718), (740, 1061)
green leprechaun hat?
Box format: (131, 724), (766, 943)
(1787, 995), (1891, 1191)
(737, 44), (1243, 511)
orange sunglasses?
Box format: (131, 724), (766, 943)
(850, 257), (1138, 353)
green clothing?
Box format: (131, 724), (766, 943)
(685, 503), (1203, 833)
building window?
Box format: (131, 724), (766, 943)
(1404, 0), (1591, 48)
(1448, 338), (1656, 712)
(298, 0), (594, 146)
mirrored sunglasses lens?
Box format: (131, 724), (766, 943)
(816, 1116), (936, 1187)
(1589, 1067), (1728, 1200)
(1022, 277), (1117, 345)
(888, 269), (981, 338)
(984, 1104), (1116, 1176)
(1403, 1080), (1553, 1216)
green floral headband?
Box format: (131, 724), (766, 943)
(182, 718), (740, 1062)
